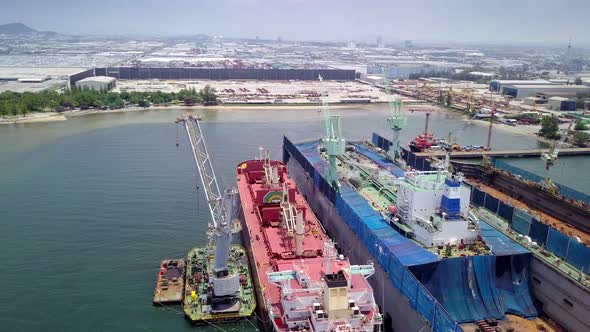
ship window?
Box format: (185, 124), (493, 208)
(532, 277), (541, 284)
(330, 289), (337, 297)
(340, 289), (346, 296)
(563, 298), (573, 307)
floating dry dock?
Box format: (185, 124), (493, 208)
(283, 136), (540, 332)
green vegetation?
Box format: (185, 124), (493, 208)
(505, 112), (541, 124)
(574, 121), (588, 131)
(409, 69), (491, 83)
(539, 115), (560, 139)
(0, 85), (218, 117)
(574, 131), (589, 146)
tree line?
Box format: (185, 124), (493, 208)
(0, 85), (218, 117)
(539, 115), (589, 146)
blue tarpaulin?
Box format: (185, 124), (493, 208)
(479, 221), (530, 256)
(498, 202), (514, 223)
(353, 143), (406, 178)
(472, 188), (486, 207)
(410, 255), (537, 323)
(495, 254), (537, 317)
(546, 228), (569, 259)
(529, 219), (549, 245)
(566, 240), (590, 272)
(511, 209), (531, 236)
(484, 195), (500, 214)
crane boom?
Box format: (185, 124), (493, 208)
(177, 114), (239, 285)
(183, 116), (224, 228)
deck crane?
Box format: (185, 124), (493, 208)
(541, 119), (575, 195)
(486, 91), (496, 150)
(383, 75), (406, 161)
(319, 75), (345, 190)
(175, 114), (241, 298)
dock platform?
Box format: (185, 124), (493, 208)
(183, 245), (256, 324)
(152, 259), (186, 305)
(413, 147), (590, 159)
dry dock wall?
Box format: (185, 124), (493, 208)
(466, 181), (590, 332)
(87, 67), (356, 81)
(529, 257), (590, 332)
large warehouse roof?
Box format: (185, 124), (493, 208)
(506, 84), (589, 90)
(77, 76), (116, 83)
(490, 79), (551, 84)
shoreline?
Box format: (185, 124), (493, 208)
(0, 103), (560, 146)
(0, 103), (384, 124)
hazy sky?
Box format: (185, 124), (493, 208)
(1, 0), (588, 45)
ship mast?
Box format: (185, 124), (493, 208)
(319, 75), (345, 189)
(383, 75), (406, 161)
(176, 114), (241, 296)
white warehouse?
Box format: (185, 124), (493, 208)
(75, 76), (116, 91)
(501, 84), (590, 99)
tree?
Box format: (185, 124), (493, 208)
(574, 121), (588, 131)
(200, 85), (218, 105)
(574, 132), (589, 146)
(137, 99), (150, 108)
(539, 115), (560, 139)
(446, 91), (452, 107)
(575, 77), (583, 85)
(182, 95), (198, 106)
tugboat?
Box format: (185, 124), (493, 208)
(408, 110), (439, 152)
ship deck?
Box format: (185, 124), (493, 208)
(334, 145), (494, 258)
(237, 159), (378, 331)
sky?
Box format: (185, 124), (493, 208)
(0, 0), (588, 45)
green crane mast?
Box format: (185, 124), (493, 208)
(384, 76), (406, 161)
(319, 75), (345, 189)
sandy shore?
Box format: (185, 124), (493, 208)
(62, 103), (383, 117)
(0, 112), (67, 124)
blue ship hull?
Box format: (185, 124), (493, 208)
(283, 136), (538, 332)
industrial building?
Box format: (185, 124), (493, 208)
(501, 84), (590, 99)
(367, 62), (452, 79)
(523, 96), (547, 106)
(489, 79), (551, 92)
(547, 96), (577, 111)
(75, 76), (116, 91)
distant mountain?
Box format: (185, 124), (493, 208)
(0, 22), (58, 36)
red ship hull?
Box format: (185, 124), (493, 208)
(237, 158), (380, 332)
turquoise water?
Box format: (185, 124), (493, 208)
(0, 107), (584, 331)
